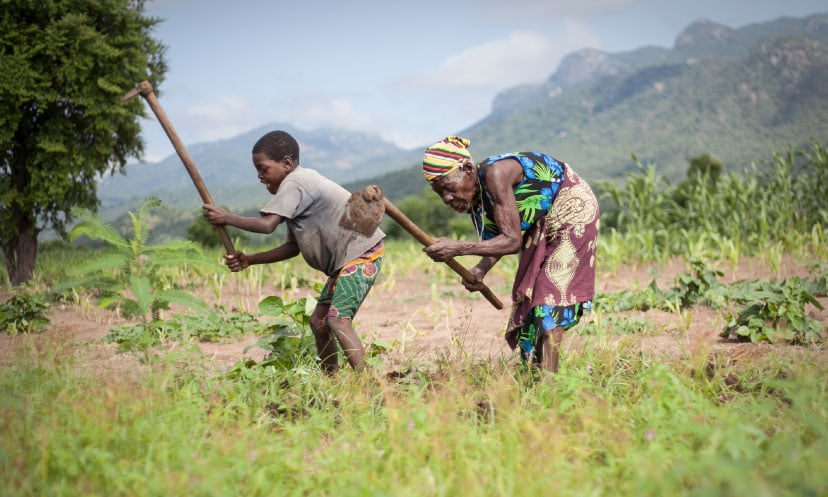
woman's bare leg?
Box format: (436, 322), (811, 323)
(538, 326), (565, 373)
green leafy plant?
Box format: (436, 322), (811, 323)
(721, 277), (824, 344)
(104, 310), (269, 352)
(241, 295), (319, 370)
(103, 321), (164, 352)
(597, 257), (824, 345)
(805, 261), (828, 296)
(578, 314), (655, 336)
(364, 338), (394, 357)
(673, 257), (723, 308)
(596, 279), (676, 313)
(172, 309), (269, 342)
(65, 197), (218, 322)
(0, 293), (50, 334)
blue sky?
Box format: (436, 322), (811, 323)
(138, 0), (827, 162)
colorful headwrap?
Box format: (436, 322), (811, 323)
(422, 136), (472, 182)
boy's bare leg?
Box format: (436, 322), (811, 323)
(327, 316), (365, 371)
(538, 326), (565, 373)
(310, 305), (339, 374)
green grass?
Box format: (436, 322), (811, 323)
(1, 337), (826, 497)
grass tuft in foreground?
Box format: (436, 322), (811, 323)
(1, 337), (826, 497)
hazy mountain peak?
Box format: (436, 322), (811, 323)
(553, 48), (619, 87)
(675, 18), (735, 49)
(752, 36), (828, 93)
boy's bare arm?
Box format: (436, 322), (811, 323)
(246, 242), (300, 265)
(224, 242), (300, 272)
(203, 204), (282, 234)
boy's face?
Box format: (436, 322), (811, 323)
(253, 152), (291, 194)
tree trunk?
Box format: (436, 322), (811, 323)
(2, 218), (38, 286)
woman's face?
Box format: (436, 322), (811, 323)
(430, 161), (478, 213)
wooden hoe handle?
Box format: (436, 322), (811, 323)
(382, 199), (504, 310)
(122, 81), (235, 254)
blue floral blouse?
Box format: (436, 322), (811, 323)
(472, 152), (566, 240)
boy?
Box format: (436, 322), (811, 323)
(203, 130), (385, 373)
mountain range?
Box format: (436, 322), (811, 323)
(98, 11), (828, 216)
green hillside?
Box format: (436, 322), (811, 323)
(351, 13), (828, 201)
(475, 36), (828, 184)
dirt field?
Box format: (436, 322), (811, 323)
(2, 253), (826, 375)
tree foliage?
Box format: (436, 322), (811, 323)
(185, 207), (250, 249)
(0, 0), (167, 284)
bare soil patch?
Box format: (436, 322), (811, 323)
(2, 254), (825, 374)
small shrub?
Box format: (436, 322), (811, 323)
(104, 310), (268, 352)
(674, 257), (723, 308)
(596, 279), (676, 313)
(721, 277), (824, 344)
(238, 295), (318, 371)
(0, 293), (50, 334)
(103, 321), (163, 351)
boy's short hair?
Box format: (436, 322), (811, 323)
(253, 130), (300, 163)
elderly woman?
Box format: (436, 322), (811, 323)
(422, 136), (599, 372)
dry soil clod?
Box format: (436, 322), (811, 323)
(340, 185), (386, 236)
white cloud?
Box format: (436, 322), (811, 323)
(417, 31), (556, 89)
(410, 23), (602, 91)
(284, 96), (381, 135)
(178, 95), (266, 142)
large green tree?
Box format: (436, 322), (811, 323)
(0, 0), (166, 285)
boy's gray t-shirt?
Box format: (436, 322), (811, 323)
(260, 166), (385, 277)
